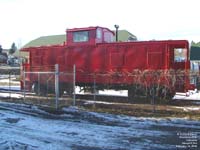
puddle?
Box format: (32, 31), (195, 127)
(4, 118), (21, 124)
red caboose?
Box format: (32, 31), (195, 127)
(21, 26), (191, 100)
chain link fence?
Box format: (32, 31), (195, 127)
(21, 64), (76, 109)
(1, 65), (200, 110)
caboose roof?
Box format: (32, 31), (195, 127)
(22, 30), (137, 48)
(66, 26), (114, 35)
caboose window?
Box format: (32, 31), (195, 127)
(104, 31), (113, 43)
(174, 48), (187, 62)
(96, 28), (102, 39)
(73, 31), (89, 42)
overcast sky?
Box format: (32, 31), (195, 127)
(0, 0), (199, 48)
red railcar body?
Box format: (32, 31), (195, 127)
(21, 26), (191, 99)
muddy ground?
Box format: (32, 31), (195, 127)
(1, 96), (199, 121)
(0, 103), (199, 150)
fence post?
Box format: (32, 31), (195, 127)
(55, 64), (59, 110)
(23, 67), (26, 100)
(9, 72), (11, 98)
(38, 72), (40, 95)
(151, 85), (156, 113)
(73, 64), (76, 106)
(93, 74), (96, 101)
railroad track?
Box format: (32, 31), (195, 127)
(74, 94), (130, 103)
(170, 98), (200, 105)
(0, 88), (128, 100)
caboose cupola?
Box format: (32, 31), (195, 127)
(66, 26), (114, 46)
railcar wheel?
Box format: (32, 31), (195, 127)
(157, 86), (175, 100)
(58, 89), (64, 97)
(40, 85), (47, 96)
(128, 86), (136, 101)
(32, 82), (39, 95)
(165, 89), (175, 100)
(64, 87), (73, 96)
(32, 82), (47, 96)
(128, 85), (148, 101)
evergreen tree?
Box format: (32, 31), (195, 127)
(0, 45), (2, 53)
(191, 41), (196, 46)
(9, 42), (17, 54)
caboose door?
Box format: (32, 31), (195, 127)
(169, 44), (190, 92)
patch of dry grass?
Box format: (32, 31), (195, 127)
(77, 101), (200, 120)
